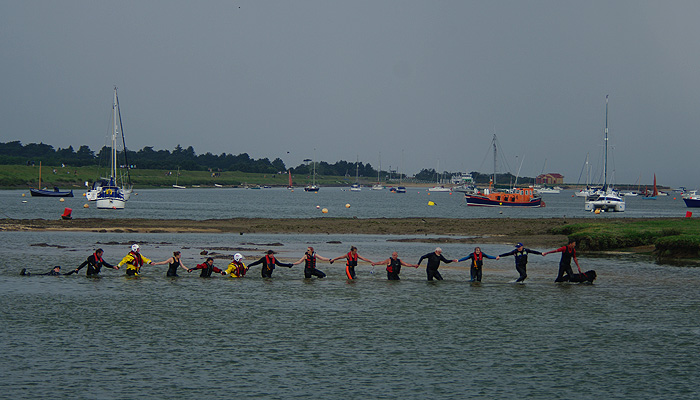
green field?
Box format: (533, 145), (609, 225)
(552, 218), (700, 258)
(0, 164), (383, 189)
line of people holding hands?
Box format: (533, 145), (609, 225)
(23, 238), (590, 283)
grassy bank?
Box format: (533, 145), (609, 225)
(0, 164), (383, 189)
(552, 218), (700, 258)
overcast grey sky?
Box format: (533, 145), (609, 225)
(2, 1), (699, 187)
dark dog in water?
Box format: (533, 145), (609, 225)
(563, 270), (596, 283)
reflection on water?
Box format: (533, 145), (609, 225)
(1, 188), (692, 220)
(1, 231), (699, 399)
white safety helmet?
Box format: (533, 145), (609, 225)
(233, 253), (244, 262)
(131, 244), (140, 252)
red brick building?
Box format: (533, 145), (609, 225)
(536, 173), (564, 185)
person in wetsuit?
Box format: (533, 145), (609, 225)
(247, 250), (293, 278)
(292, 247), (331, 279)
(188, 257), (225, 277)
(458, 247), (499, 282)
(117, 244), (155, 277)
(543, 239), (581, 282)
(417, 247), (457, 281)
(152, 251), (189, 277)
(330, 246), (374, 280)
(20, 266), (62, 276)
(73, 248), (118, 276)
(499, 243), (543, 283)
(372, 251), (418, 280)
(225, 253), (248, 278)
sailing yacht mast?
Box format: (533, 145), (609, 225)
(603, 95), (609, 191)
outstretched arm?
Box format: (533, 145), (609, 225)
(357, 255), (374, 264)
(292, 256), (307, 265)
(371, 258), (390, 267)
(74, 259), (89, 273)
(315, 254), (332, 262)
(152, 257), (173, 266)
(400, 260), (419, 268)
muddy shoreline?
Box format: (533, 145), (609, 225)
(0, 217), (602, 248)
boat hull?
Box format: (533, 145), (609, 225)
(96, 198), (125, 209)
(683, 198), (700, 208)
(30, 188), (74, 197)
(465, 194), (543, 207)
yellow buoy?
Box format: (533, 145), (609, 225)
(316, 205), (321, 209)
(322, 208), (328, 214)
(345, 204), (351, 208)
(428, 201), (435, 206)
(594, 209), (601, 214)
(84, 204), (89, 208)
(59, 198), (65, 202)
(21, 193), (25, 197)
(82, 192), (86, 197)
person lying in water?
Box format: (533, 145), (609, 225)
(20, 266), (62, 276)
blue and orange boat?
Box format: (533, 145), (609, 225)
(465, 186), (544, 208)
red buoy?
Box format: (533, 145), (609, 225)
(61, 207), (72, 220)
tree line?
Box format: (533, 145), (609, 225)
(0, 141), (534, 184)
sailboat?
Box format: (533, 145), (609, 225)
(429, 160), (451, 192)
(350, 157), (361, 191)
(30, 161), (74, 197)
(304, 154), (319, 192)
(287, 170), (293, 190)
(584, 95), (625, 212)
(172, 167), (186, 189)
(371, 153), (384, 190)
(89, 87), (132, 209)
(464, 134), (543, 207)
(641, 174), (658, 200)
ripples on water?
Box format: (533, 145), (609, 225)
(1, 231), (699, 399)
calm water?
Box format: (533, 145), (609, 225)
(1, 188), (693, 220)
(1, 230), (699, 399)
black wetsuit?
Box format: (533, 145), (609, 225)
(248, 255), (293, 278)
(553, 245), (576, 282)
(167, 259), (181, 277)
(75, 253), (115, 276)
(21, 268), (61, 276)
(499, 248), (542, 282)
(304, 253), (326, 279)
(418, 252), (453, 281)
(192, 262), (223, 278)
(387, 258), (402, 280)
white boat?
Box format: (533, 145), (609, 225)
(428, 161), (451, 192)
(350, 157), (361, 191)
(584, 95), (625, 212)
(91, 87), (133, 209)
(304, 153), (320, 192)
(371, 153), (384, 190)
(620, 191), (638, 197)
(535, 186), (562, 194)
(172, 167), (186, 189)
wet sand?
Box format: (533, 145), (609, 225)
(0, 217), (589, 248)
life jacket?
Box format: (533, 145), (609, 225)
(305, 253), (316, 269)
(128, 251), (143, 268)
(472, 252), (484, 268)
(347, 252), (358, 267)
(387, 257), (401, 274)
(265, 254), (276, 270)
(514, 249), (528, 265)
(560, 246), (575, 264)
(93, 252), (103, 265)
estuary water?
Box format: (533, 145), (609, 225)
(1, 230), (699, 399)
(0, 188), (692, 220)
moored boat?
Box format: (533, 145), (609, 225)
(465, 187), (544, 207)
(683, 191), (700, 207)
